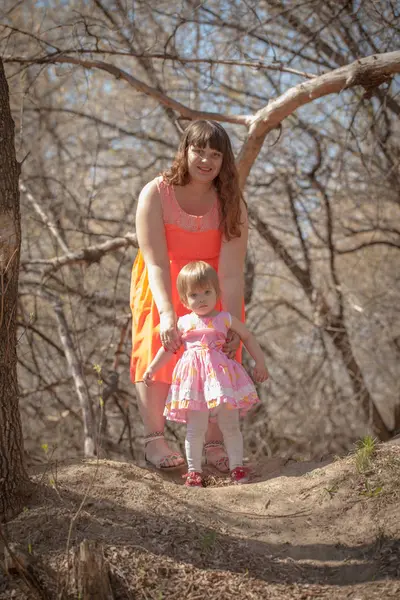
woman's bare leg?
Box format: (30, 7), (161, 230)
(205, 420), (225, 444)
(135, 381), (184, 468)
(204, 420), (229, 473)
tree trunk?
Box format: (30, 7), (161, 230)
(329, 320), (390, 440)
(71, 539), (114, 600)
(0, 58), (30, 521)
(250, 208), (391, 440)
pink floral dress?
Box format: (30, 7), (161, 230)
(163, 311), (259, 423)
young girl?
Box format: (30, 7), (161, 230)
(143, 261), (269, 486)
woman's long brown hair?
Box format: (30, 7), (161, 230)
(162, 120), (244, 240)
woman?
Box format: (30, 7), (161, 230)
(130, 120), (248, 470)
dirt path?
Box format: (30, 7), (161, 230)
(1, 444), (400, 599)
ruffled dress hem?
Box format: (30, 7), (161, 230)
(164, 391), (259, 423)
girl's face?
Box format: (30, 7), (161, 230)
(187, 143), (223, 184)
(184, 284), (218, 316)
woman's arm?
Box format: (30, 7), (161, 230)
(229, 315), (269, 383)
(136, 180), (180, 352)
(218, 200), (248, 357)
(218, 199), (248, 320)
(136, 180), (173, 315)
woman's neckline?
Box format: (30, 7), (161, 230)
(171, 183), (218, 218)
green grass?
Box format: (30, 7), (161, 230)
(354, 435), (377, 473)
(360, 480), (383, 498)
(324, 483), (339, 498)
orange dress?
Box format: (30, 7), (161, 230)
(130, 176), (241, 384)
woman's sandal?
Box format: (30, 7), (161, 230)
(144, 432), (185, 471)
(203, 441), (230, 473)
(183, 471), (204, 487)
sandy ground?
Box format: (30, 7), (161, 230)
(1, 442), (400, 599)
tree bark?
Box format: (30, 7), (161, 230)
(0, 58), (30, 520)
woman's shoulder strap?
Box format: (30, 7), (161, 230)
(155, 176), (176, 221)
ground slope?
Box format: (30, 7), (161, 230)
(1, 442), (400, 599)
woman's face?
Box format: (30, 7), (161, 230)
(187, 143), (223, 183)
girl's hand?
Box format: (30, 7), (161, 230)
(159, 312), (181, 353)
(143, 368), (154, 387)
(222, 330), (240, 359)
(253, 363), (269, 383)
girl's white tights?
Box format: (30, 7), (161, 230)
(185, 405), (243, 472)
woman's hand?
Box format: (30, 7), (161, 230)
(222, 330), (240, 359)
(159, 312), (181, 353)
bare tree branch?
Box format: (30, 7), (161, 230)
(20, 181), (69, 254)
(237, 51), (400, 185)
(4, 53), (252, 126)
(4, 49), (400, 186)
(41, 290), (96, 457)
(21, 233), (138, 274)
(11, 46), (317, 79)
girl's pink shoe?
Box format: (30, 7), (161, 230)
(230, 466), (250, 484)
(183, 471), (204, 487)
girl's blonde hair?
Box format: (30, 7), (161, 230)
(177, 261), (220, 305)
(162, 120), (244, 241)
